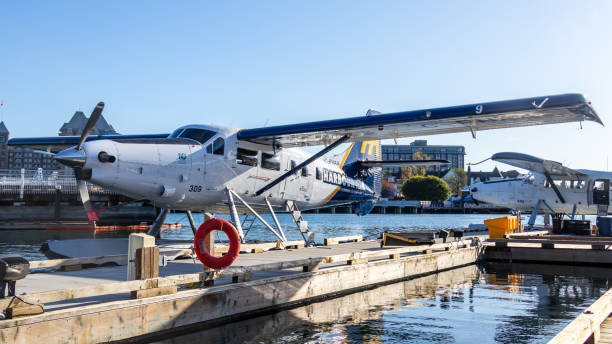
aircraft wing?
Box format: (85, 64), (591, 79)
(237, 93), (602, 148)
(359, 159), (449, 168)
(491, 152), (589, 179)
(8, 134), (170, 153)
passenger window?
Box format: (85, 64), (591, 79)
(206, 144), (212, 154)
(237, 148), (257, 166)
(262, 153), (280, 171)
(290, 160), (297, 170)
(316, 168), (322, 180)
(301, 166), (309, 177)
(213, 137), (224, 155)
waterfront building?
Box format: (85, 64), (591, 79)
(59, 111), (115, 136)
(381, 140), (465, 178)
(0, 122), (8, 169)
(0, 112), (116, 170)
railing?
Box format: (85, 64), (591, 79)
(0, 169), (119, 195)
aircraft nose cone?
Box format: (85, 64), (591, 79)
(55, 148), (86, 168)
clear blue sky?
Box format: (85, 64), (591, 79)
(1, 1), (611, 171)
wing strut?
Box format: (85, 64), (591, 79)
(254, 134), (350, 196)
(544, 172), (566, 204)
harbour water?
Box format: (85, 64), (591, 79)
(1, 213), (525, 261)
(156, 262), (611, 344)
(162, 213), (515, 242)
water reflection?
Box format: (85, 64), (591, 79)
(152, 263), (611, 344)
(0, 229), (142, 260)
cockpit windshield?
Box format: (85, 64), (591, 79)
(170, 128), (217, 144)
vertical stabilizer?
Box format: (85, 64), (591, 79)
(341, 140), (382, 197)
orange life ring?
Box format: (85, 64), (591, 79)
(193, 218), (241, 269)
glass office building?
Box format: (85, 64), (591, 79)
(382, 140), (465, 178)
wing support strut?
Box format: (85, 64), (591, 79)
(544, 172), (566, 204)
(226, 187), (287, 244)
(254, 134), (350, 196)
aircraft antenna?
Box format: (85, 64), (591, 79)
(467, 157), (490, 166)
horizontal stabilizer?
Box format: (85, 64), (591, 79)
(359, 159), (449, 168)
(8, 134), (170, 153)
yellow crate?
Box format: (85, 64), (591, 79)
(485, 216), (515, 239)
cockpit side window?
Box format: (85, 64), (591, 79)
(212, 137), (224, 155)
(177, 128), (217, 144)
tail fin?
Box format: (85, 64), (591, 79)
(341, 140), (382, 196)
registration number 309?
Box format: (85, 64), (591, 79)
(188, 185), (202, 192)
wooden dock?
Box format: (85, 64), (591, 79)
(8, 230), (612, 343)
(0, 236), (481, 343)
(485, 234), (612, 265)
(549, 287), (612, 344)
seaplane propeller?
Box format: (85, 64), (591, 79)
(54, 101), (106, 223)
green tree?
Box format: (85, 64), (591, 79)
(402, 175), (452, 201)
(400, 151), (430, 182)
(445, 168), (468, 195)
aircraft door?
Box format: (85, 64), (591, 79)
(203, 137), (228, 191)
(591, 179), (610, 205)
(589, 179), (610, 216)
(282, 159), (313, 202)
(157, 143), (194, 203)
(190, 145), (206, 189)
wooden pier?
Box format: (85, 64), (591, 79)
(7, 230), (612, 343)
(0, 236), (481, 343)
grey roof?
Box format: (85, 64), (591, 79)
(59, 111), (116, 136)
(0, 121), (8, 134)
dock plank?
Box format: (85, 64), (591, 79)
(600, 317), (612, 344)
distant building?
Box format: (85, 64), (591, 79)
(8, 147), (57, 170)
(1, 112), (116, 171)
(59, 111), (116, 136)
(0, 122), (9, 169)
(467, 166), (521, 185)
(382, 140), (465, 178)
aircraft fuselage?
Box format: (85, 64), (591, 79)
(74, 124), (377, 213)
(469, 171), (612, 215)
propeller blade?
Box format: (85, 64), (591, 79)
(77, 178), (99, 223)
(76, 101), (104, 151)
(473, 198), (480, 206)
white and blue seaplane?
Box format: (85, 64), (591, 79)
(9, 93), (602, 267)
(466, 152), (612, 228)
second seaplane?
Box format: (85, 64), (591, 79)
(467, 152), (612, 228)
(9, 93), (602, 268)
